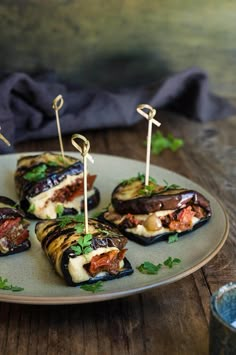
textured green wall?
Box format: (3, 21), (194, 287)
(0, 0), (235, 95)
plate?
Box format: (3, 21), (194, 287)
(0, 153), (229, 304)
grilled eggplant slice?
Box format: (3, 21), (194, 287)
(0, 196), (30, 256)
(15, 152), (100, 219)
(35, 217), (133, 286)
(101, 176), (212, 245)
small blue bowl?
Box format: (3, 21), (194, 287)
(209, 282), (236, 355)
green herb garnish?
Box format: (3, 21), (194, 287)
(23, 164), (47, 182)
(137, 261), (162, 275)
(150, 131), (184, 155)
(47, 160), (59, 167)
(27, 204), (35, 213)
(71, 233), (93, 256)
(56, 204), (64, 217)
(139, 184), (156, 196)
(137, 257), (181, 274)
(121, 173), (156, 186)
(162, 179), (181, 191)
(80, 281), (104, 293)
(163, 257), (181, 268)
(168, 234), (179, 244)
(0, 277), (24, 292)
(58, 214), (85, 228)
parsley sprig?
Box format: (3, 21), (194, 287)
(137, 256), (181, 275)
(168, 233), (179, 244)
(162, 180), (181, 192)
(163, 257), (181, 268)
(137, 262), (162, 275)
(23, 164), (47, 182)
(58, 214), (85, 228)
(139, 184), (156, 196)
(0, 277), (24, 292)
(150, 131), (184, 155)
(121, 173), (156, 186)
(71, 233), (93, 256)
(80, 281), (104, 293)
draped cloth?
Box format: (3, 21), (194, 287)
(0, 67), (235, 153)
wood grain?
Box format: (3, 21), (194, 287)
(0, 108), (235, 354)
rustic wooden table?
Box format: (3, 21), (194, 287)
(0, 110), (235, 355)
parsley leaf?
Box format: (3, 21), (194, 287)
(71, 233), (93, 256)
(80, 281), (104, 293)
(27, 204), (35, 213)
(58, 214), (85, 228)
(121, 173), (156, 186)
(23, 164), (48, 182)
(137, 261), (162, 274)
(0, 277), (24, 292)
(137, 256), (181, 275)
(139, 184), (156, 196)
(162, 180), (181, 191)
(163, 257), (181, 268)
(150, 131), (184, 155)
(56, 204), (64, 217)
(74, 224), (85, 234)
(168, 234), (179, 244)
(47, 160), (59, 167)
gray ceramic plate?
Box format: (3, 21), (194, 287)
(0, 153), (229, 304)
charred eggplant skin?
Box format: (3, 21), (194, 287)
(18, 160), (84, 199)
(61, 253), (133, 287)
(112, 182), (211, 215)
(0, 196), (31, 255)
(101, 180), (212, 246)
(0, 240), (31, 257)
(15, 152), (100, 219)
(35, 218), (133, 286)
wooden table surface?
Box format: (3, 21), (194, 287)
(0, 110), (235, 355)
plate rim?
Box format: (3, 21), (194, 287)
(0, 152), (229, 304)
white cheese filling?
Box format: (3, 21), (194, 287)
(29, 173), (94, 219)
(68, 247), (124, 283)
(126, 216), (200, 237)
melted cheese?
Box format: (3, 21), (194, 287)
(105, 206), (176, 226)
(29, 173), (95, 219)
(126, 216), (200, 237)
(68, 247), (124, 283)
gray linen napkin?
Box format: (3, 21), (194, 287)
(0, 67), (235, 153)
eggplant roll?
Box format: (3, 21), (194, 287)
(101, 177), (212, 245)
(15, 152), (100, 219)
(0, 196), (30, 256)
(35, 217), (133, 286)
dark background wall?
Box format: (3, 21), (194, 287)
(0, 0), (235, 96)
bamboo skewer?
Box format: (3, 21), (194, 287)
(52, 95), (65, 160)
(137, 104), (161, 186)
(0, 127), (11, 147)
(71, 134), (94, 234)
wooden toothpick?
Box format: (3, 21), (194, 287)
(0, 127), (11, 147)
(52, 95), (65, 161)
(137, 104), (161, 186)
(71, 134), (94, 234)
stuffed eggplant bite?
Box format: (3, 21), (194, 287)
(15, 152), (100, 219)
(35, 217), (133, 286)
(101, 174), (212, 245)
(0, 196), (30, 256)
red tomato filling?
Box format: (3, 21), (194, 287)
(169, 206), (196, 231)
(0, 217), (29, 246)
(89, 249), (127, 276)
